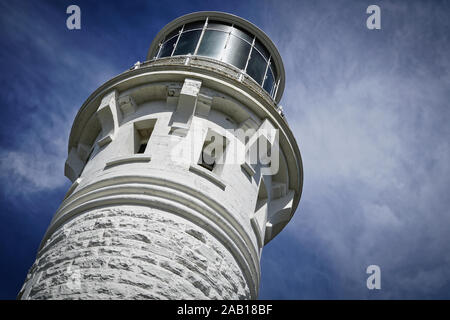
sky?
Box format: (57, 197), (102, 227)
(0, 0), (449, 299)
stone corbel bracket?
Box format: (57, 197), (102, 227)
(96, 90), (120, 147)
(264, 190), (294, 244)
(243, 119), (279, 176)
(170, 78), (202, 137)
(64, 147), (85, 182)
(118, 95), (137, 118)
(195, 93), (213, 118)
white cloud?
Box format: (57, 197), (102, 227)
(0, 150), (67, 194)
(258, 0), (450, 298)
(0, 1), (121, 196)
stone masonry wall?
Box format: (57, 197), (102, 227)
(19, 205), (250, 300)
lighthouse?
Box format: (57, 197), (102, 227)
(18, 11), (303, 300)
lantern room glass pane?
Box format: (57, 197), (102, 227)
(164, 27), (181, 42)
(173, 30), (202, 56)
(197, 30), (227, 60)
(184, 21), (205, 31)
(222, 35), (251, 70)
(207, 20), (231, 32)
(158, 36), (178, 58)
(254, 38), (270, 61)
(246, 48), (267, 84)
(263, 66), (275, 95)
(231, 26), (253, 43)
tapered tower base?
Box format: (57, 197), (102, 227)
(19, 205), (250, 299)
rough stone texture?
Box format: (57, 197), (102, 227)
(19, 205), (250, 300)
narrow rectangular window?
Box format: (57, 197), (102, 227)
(198, 129), (227, 172)
(134, 119), (157, 154)
(198, 140), (216, 171)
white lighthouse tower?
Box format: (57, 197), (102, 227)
(19, 11), (303, 300)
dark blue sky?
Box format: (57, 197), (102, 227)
(1, 0), (450, 299)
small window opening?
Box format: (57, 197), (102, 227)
(137, 141), (148, 154)
(134, 119), (157, 154)
(198, 129), (227, 172)
(198, 140), (216, 171)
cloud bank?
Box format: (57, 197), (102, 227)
(258, 0), (450, 298)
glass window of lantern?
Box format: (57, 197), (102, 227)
(197, 30), (228, 60)
(254, 38), (270, 61)
(183, 20), (205, 31)
(263, 65), (276, 96)
(246, 47), (267, 84)
(206, 20), (231, 32)
(158, 36), (178, 58)
(155, 19), (280, 98)
(173, 29), (202, 56)
(231, 25), (253, 43)
(222, 34), (251, 70)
